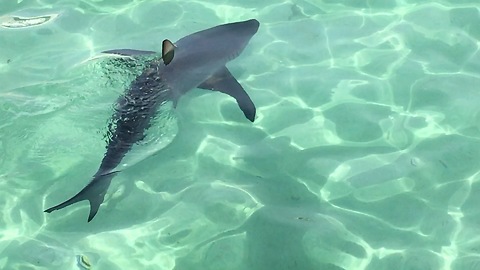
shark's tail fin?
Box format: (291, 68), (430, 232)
(44, 172), (117, 222)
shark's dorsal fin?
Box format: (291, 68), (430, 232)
(162, 39), (175, 65)
(198, 67), (256, 122)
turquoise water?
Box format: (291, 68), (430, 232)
(2, 0), (480, 269)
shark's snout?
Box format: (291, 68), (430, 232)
(244, 19), (260, 32)
(232, 19), (260, 37)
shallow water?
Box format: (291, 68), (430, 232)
(1, 0), (480, 269)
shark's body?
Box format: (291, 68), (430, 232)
(45, 19), (259, 222)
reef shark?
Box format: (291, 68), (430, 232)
(44, 19), (259, 222)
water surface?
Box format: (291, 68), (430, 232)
(1, 0), (480, 269)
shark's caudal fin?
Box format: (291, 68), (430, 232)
(199, 67), (256, 122)
(44, 172), (116, 222)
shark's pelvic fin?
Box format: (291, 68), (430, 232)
(101, 49), (157, 56)
(162, 39), (175, 65)
(198, 67), (256, 122)
(44, 173), (116, 222)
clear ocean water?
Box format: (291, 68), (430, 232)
(1, 0), (480, 269)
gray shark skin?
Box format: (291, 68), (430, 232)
(44, 19), (260, 222)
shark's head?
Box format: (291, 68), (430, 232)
(172, 19), (260, 68)
(201, 19), (260, 58)
(159, 19), (260, 96)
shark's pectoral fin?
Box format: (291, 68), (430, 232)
(44, 173), (115, 222)
(162, 39), (175, 65)
(101, 49), (157, 56)
(198, 67), (256, 122)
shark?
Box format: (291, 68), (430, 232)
(44, 19), (260, 222)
